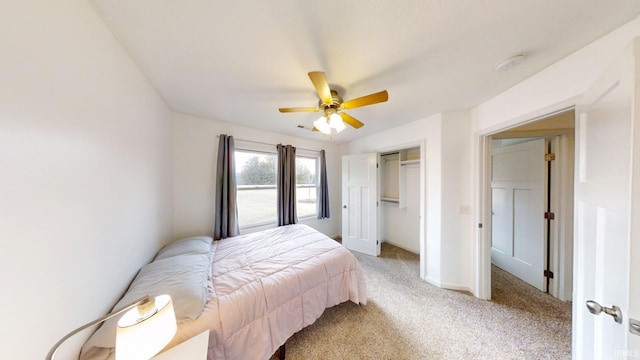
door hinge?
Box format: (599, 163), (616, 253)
(545, 153), (556, 161)
(544, 269), (554, 279)
(376, 240), (379, 245)
(376, 163), (379, 168)
(544, 212), (555, 220)
(376, 201), (379, 207)
(478, 223), (483, 229)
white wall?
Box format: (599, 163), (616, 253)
(0, 1), (173, 359)
(171, 112), (342, 239)
(439, 111), (473, 289)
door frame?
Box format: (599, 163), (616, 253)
(475, 106), (576, 301)
(489, 132), (575, 300)
(376, 140), (427, 279)
(549, 134), (575, 301)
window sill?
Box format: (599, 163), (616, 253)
(239, 215), (318, 231)
(239, 221), (276, 231)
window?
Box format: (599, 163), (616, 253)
(234, 145), (320, 228)
(235, 149), (277, 228)
(296, 155), (318, 218)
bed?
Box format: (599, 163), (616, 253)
(80, 224), (367, 360)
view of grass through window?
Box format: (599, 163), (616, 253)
(235, 150), (318, 227)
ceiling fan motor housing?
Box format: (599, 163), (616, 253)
(318, 90), (344, 110)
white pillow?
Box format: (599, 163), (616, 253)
(80, 252), (212, 357)
(155, 236), (212, 260)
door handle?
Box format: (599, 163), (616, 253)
(343, 205), (347, 209)
(586, 300), (623, 323)
(630, 319), (640, 336)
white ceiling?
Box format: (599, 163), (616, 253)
(90, 0), (640, 143)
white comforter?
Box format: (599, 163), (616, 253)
(202, 224), (367, 360)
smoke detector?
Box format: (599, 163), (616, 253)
(495, 54), (526, 72)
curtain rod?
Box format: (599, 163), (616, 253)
(216, 135), (321, 153)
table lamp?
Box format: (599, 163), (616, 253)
(46, 294), (177, 360)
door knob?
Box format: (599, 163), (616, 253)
(586, 300), (623, 323)
(630, 319), (640, 336)
(343, 205), (347, 208)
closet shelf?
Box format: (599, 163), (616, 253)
(400, 159), (420, 166)
(380, 197), (400, 203)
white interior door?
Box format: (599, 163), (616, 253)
(491, 138), (546, 291)
(628, 37), (640, 360)
(342, 153), (379, 256)
(630, 227), (640, 357)
(573, 39), (637, 359)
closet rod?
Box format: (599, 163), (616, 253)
(215, 135), (320, 153)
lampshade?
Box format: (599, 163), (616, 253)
(116, 294), (177, 360)
(329, 113), (347, 133)
(314, 116), (332, 134)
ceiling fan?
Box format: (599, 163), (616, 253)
(279, 71), (388, 135)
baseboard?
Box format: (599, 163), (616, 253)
(424, 277), (472, 293)
(382, 240), (419, 254)
(440, 283), (472, 293)
(425, 276), (441, 287)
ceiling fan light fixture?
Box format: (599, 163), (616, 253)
(329, 112), (342, 127)
(314, 116), (331, 134)
(331, 114), (347, 133)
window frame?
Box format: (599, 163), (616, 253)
(233, 142), (321, 228)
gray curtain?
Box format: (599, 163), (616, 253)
(277, 144), (297, 226)
(213, 134), (239, 240)
(317, 149), (330, 219)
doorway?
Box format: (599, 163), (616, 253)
(342, 140), (426, 278)
(379, 146), (421, 255)
(490, 137), (548, 291)
(483, 109), (575, 301)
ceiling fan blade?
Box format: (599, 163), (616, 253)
(340, 112), (364, 129)
(342, 90), (388, 109)
(308, 72), (333, 105)
(279, 107), (319, 113)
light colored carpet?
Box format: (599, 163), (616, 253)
(272, 243), (571, 360)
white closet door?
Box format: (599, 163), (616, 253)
(342, 153), (379, 256)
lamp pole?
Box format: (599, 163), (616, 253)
(46, 296), (150, 360)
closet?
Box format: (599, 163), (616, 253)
(379, 147), (421, 253)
